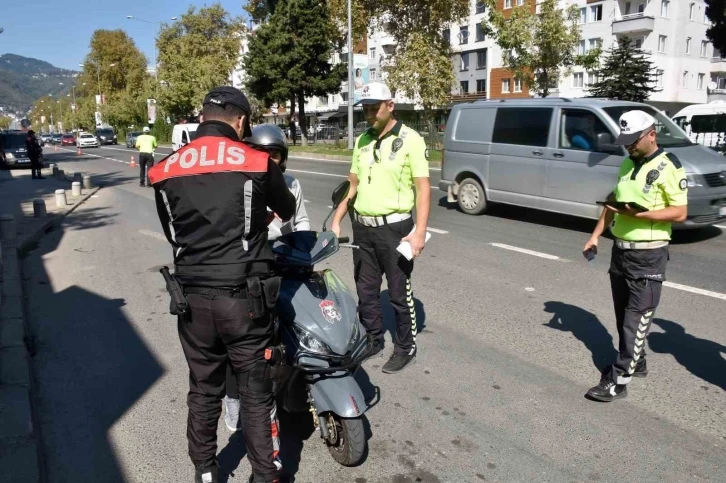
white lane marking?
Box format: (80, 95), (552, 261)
(663, 281), (726, 301)
(101, 146), (170, 156)
(491, 243), (561, 260)
(427, 227), (449, 234)
(138, 229), (167, 242)
(288, 154), (442, 171)
(286, 168), (347, 178)
(58, 147), (129, 164)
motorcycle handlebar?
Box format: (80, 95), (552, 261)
(338, 236), (350, 244)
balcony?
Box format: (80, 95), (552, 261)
(612, 13), (655, 35)
(711, 57), (726, 74)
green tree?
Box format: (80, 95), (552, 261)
(483, 0), (600, 97)
(245, 0), (346, 146)
(587, 37), (660, 102)
(705, 0), (725, 54)
(0, 115), (12, 129)
(157, 4), (244, 120)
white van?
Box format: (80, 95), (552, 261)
(171, 123), (200, 151)
(672, 102), (726, 151)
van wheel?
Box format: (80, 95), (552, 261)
(457, 178), (488, 215)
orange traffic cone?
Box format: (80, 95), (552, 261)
(130, 156), (137, 167)
(76, 147), (82, 156)
(54, 145), (58, 152)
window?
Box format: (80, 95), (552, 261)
(476, 79), (487, 93)
(689, 3), (695, 20)
(633, 37), (644, 49)
(476, 50), (487, 69)
(505, 0), (512, 8)
(590, 5), (603, 22)
(661, 0), (669, 18)
(476, 23), (486, 42)
(624, 2), (631, 14)
(691, 115), (726, 133)
(697, 73), (705, 90)
(475, 0), (486, 14)
(517, 0), (524, 5)
(369, 48), (376, 60)
(682, 71), (689, 88)
(579, 7), (586, 24)
(638, 3), (645, 13)
(460, 81), (469, 94)
(588, 38), (602, 52)
(502, 79), (511, 93)
(459, 26), (469, 45)
(658, 35), (667, 53)
(370, 68), (377, 80)
(573, 72), (584, 88)
(656, 69), (664, 88)
(577, 40), (586, 55)
(460, 53), (470, 71)
(492, 108), (553, 147)
(686, 37), (691, 55)
(701, 41), (708, 57)
(587, 72), (599, 86)
(603, 106), (693, 148)
(514, 78), (522, 92)
(559, 109), (612, 152)
(443, 28), (450, 43)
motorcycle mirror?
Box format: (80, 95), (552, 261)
(331, 181), (350, 208)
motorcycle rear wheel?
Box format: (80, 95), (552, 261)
(325, 414), (366, 467)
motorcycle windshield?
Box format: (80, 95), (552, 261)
(272, 231), (339, 267)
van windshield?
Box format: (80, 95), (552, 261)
(603, 106), (694, 148)
(1, 134), (27, 148)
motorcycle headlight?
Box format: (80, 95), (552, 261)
(686, 173), (703, 188)
(292, 325), (333, 355)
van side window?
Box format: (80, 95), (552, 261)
(492, 108), (552, 147)
(690, 114), (726, 133)
(673, 116), (687, 130)
(558, 109), (612, 153)
(181, 131), (189, 144)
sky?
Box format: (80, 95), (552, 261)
(0, 0), (248, 71)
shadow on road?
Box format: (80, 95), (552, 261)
(542, 301), (617, 371)
(24, 211), (165, 482)
(670, 226), (724, 245)
(648, 318), (726, 391)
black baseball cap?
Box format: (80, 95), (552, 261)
(203, 86), (253, 138)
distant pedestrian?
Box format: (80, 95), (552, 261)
(26, 130), (44, 179)
(135, 127), (157, 187)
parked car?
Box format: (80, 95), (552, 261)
(439, 98), (726, 229)
(40, 133), (53, 144)
(0, 131), (33, 169)
(61, 134), (76, 146)
(77, 133), (99, 148)
(51, 133), (63, 145)
(95, 128), (118, 145)
(125, 131), (143, 148)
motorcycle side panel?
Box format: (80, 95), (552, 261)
(278, 269), (359, 355)
(310, 374), (369, 418)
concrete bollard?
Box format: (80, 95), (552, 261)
(0, 214), (17, 240)
(55, 189), (67, 208)
(71, 182), (82, 197)
(33, 199), (47, 218)
(83, 175), (93, 190)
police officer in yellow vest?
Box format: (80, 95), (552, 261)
(583, 110), (688, 402)
(136, 126), (158, 187)
(331, 82), (431, 374)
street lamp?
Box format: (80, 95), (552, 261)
(127, 15), (178, 99)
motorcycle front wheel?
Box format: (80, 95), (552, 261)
(324, 413), (367, 467)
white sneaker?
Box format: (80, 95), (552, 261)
(222, 396), (241, 432)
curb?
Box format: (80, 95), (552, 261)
(0, 173), (101, 482)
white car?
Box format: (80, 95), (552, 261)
(77, 133), (99, 148)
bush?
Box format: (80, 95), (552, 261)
(151, 118), (172, 143)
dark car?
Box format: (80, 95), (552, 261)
(61, 134), (76, 146)
(0, 132), (36, 169)
(51, 133), (63, 145)
(125, 131), (143, 148)
(95, 128), (118, 145)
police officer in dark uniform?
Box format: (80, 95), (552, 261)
(149, 86), (296, 483)
(583, 110), (688, 402)
(26, 130), (44, 179)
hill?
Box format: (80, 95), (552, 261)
(0, 54), (78, 115)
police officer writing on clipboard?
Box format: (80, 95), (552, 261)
(331, 82), (431, 375)
(583, 110), (687, 402)
(148, 86), (295, 483)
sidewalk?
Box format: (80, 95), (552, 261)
(0, 165), (100, 482)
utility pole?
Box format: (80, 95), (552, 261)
(347, 0), (354, 150)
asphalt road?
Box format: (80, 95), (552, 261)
(23, 145), (726, 483)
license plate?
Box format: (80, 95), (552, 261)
(720, 206), (726, 217)
(17, 158), (30, 163)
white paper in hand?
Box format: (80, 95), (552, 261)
(396, 226), (431, 260)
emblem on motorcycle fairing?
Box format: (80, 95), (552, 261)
(320, 300), (342, 324)
(645, 169), (660, 185)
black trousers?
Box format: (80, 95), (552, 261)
(353, 218), (417, 355)
(606, 246), (667, 384)
(30, 157), (42, 178)
(139, 153), (154, 185)
(178, 293), (281, 482)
